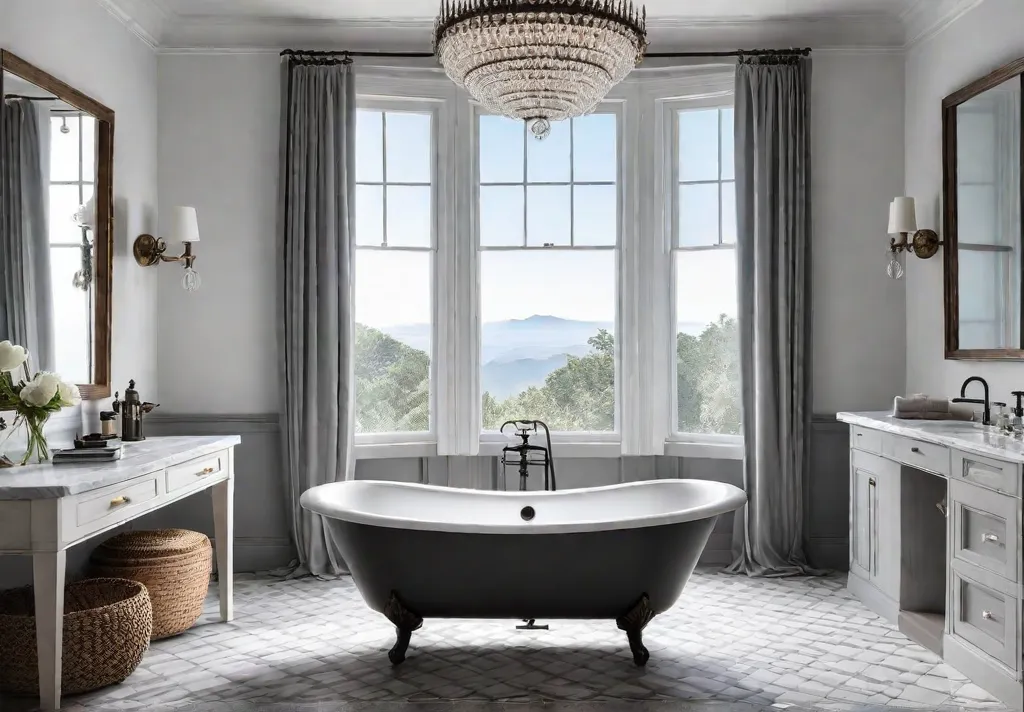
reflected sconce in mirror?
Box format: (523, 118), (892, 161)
(72, 196), (96, 291)
(133, 207), (203, 292)
(886, 197), (943, 280)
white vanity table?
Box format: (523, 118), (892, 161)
(839, 412), (1024, 708)
(0, 435), (241, 710)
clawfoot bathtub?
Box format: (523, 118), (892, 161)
(300, 479), (746, 666)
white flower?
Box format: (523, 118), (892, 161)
(20, 373), (61, 408)
(58, 381), (81, 407)
(0, 341), (28, 373)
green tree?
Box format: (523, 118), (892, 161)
(354, 324), (430, 433)
(676, 315), (741, 435)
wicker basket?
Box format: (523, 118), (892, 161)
(90, 529), (212, 640)
(0, 578), (152, 696)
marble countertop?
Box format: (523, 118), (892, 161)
(837, 411), (1024, 463)
(0, 435), (241, 500)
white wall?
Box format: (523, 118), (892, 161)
(155, 51), (906, 416)
(0, 0), (160, 409)
(905, 0), (1024, 401)
(811, 52), (907, 413)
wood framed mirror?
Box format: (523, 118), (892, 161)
(943, 57), (1024, 360)
(1, 50), (114, 398)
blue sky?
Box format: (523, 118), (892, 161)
(354, 108), (737, 329)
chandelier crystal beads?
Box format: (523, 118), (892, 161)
(434, 0), (648, 138)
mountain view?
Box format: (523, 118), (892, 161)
(354, 313), (741, 436)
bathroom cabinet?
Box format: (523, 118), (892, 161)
(839, 413), (1024, 709)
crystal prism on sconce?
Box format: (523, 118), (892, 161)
(133, 206), (203, 292)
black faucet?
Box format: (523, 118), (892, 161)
(953, 376), (991, 425)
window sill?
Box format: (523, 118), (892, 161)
(664, 441), (744, 461)
(354, 439), (744, 461)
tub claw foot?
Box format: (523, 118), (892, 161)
(383, 591), (423, 666)
(616, 593), (655, 667)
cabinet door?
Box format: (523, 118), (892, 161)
(851, 464), (873, 580)
(873, 458), (902, 601)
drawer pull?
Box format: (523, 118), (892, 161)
(911, 447), (922, 454)
(982, 532), (1002, 545)
(196, 467), (216, 477)
(982, 610), (996, 621)
(109, 496), (131, 508)
(868, 478), (876, 487)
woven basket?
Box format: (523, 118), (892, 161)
(90, 529), (212, 640)
(0, 578), (152, 696)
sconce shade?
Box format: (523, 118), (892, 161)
(170, 207), (201, 244)
(74, 196), (96, 229)
(890, 197), (918, 235)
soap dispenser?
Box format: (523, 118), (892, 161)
(1012, 391), (1024, 436)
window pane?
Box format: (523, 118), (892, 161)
(721, 182), (736, 245)
(50, 247), (91, 382)
(356, 110), (383, 182)
(527, 185), (571, 246)
(480, 186), (524, 246)
(81, 116), (96, 183)
(481, 251), (616, 432)
(958, 185), (998, 245)
(679, 183), (720, 247)
(527, 119), (570, 183)
(49, 185), (82, 245)
(356, 185), (384, 246)
(386, 186), (431, 247)
(386, 111), (431, 183)
(355, 250), (431, 434)
(574, 185), (617, 246)
(675, 250), (740, 435)
(480, 115), (524, 183)
(50, 115), (80, 182)
(678, 109), (719, 182)
(720, 108), (735, 181)
(573, 113), (617, 182)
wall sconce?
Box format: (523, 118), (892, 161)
(133, 207), (203, 292)
(886, 197), (942, 280)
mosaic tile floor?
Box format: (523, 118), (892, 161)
(1, 570), (1007, 711)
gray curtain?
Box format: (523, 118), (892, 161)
(726, 56), (820, 577)
(277, 58), (357, 578)
(0, 98), (53, 371)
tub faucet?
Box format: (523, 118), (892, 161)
(953, 376), (991, 425)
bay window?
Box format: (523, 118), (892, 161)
(477, 110), (619, 434)
(352, 69), (740, 459)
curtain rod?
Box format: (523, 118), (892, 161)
(280, 48), (811, 61)
(3, 94), (58, 101)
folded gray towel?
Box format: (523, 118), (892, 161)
(892, 396), (975, 421)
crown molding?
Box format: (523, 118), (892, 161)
(901, 0), (986, 48)
(158, 12), (907, 53)
(95, 0), (168, 50)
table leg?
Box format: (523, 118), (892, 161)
(33, 550), (66, 710)
(212, 478), (234, 622)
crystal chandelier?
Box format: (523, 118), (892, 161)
(434, 0), (648, 139)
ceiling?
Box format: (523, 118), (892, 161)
(104, 0), (983, 50)
(155, 0), (914, 21)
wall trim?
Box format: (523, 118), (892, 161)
(96, 0), (166, 51)
(148, 413), (280, 433)
(901, 0), (986, 49)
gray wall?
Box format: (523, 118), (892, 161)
(0, 415), (848, 587)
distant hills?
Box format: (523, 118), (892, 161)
(378, 314), (710, 399)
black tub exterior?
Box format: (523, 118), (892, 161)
(326, 516), (718, 620)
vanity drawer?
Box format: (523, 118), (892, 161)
(950, 561), (1019, 670)
(73, 475), (161, 535)
(851, 426), (883, 454)
(951, 480), (1020, 582)
(166, 451), (227, 493)
(953, 449), (1020, 497)
(887, 436), (949, 476)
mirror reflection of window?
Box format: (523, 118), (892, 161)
(956, 77), (1022, 350)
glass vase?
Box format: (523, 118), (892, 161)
(0, 414), (51, 467)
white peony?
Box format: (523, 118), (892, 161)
(0, 341), (28, 373)
(20, 373), (61, 408)
(58, 381), (81, 407)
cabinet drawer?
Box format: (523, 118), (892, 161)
(74, 475), (160, 533)
(888, 436), (949, 476)
(852, 426), (883, 454)
(950, 562), (1018, 670)
(951, 479), (1020, 582)
(953, 450), (1020, 497)
(166, 451), (227, 494)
